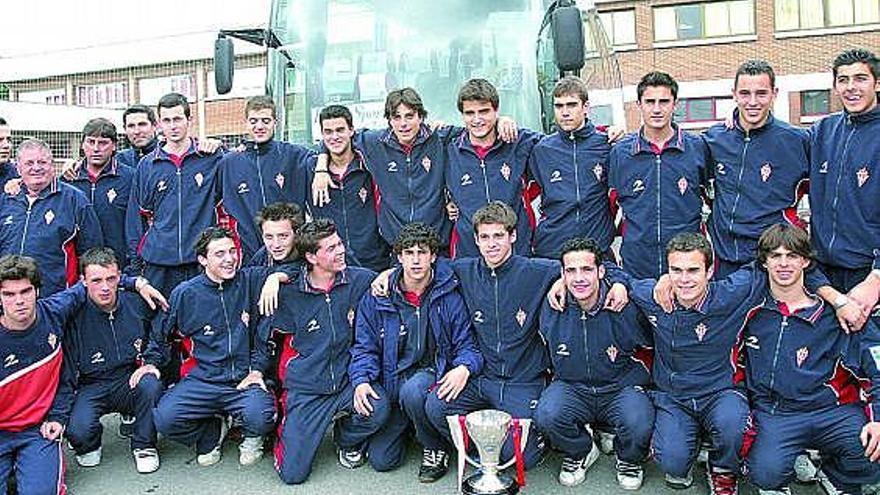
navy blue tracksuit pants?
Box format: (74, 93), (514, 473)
(426, 376), (546, 469)
(153, 377), (275, 455)
(67, 373), (163, 454)
(534, 382), (654, 463)
(0, 427), (64, 495)
(746, 404), (880, 493)
(650, 388), (750, 476)
(275, 383), (390, 484)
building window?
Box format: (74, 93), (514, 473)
(138, 74), (197, 105)
(674, 97), (735, 123)
(775, 0), (880, 31)
(590, 104), (614, 127)
(801, 90), (830, 116)
(18, 88), (66, 105)
(586, 10), (637, 51)
(654, 0), (755, 42)
(75, 82), (129, 109)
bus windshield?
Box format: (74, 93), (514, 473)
(268, 0), (547, 144)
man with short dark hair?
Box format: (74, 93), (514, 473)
(741, 224), (880, 494)
(62, 248), (162, 474)
(444, 79), (542, 259)
(307, 104), (389, 271)
(703, 60), (810, 278)
(351, 222), (482, 481)
(125, 93), (224, 296)
(808, 48), (880, 327)
(268, 218), (388, 485)
(534, 237), (653, 490)
(133, 226), (288, 467)
(0, 138), (104, 295)
(249, 201), (305, 268)
(217, 95), (311, 262)
(528, 76), (615, 260)
(0, 117), (18, 185)
(609, 72), (711, 279)
(117, 105), (159, 169)
(64, 118), (135, 269)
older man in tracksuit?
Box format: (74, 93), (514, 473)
(808, 49), (880, 329)
(534, 238), (654, 490)
(268, 219), (388, 485)
(0, 139), (104, 296)
(217, 96), (311, 263)
(350, 223), (482, 482)
(741, 223), (880, 494)
(133, 227), (285, 468)
(528, 76), (615, 260)
(444, 79), (541, 259)
(703, 61), (810, 278)
(63, 248), (162, 474)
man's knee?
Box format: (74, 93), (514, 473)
(240, 389), (276, 435)
(654, 440), (694, 477)
(66, 408), (100, 447)
(368, 450), (404, 472)
(276, 460), (311, 485)
(398, 378), (428, 414)
(134, 374), (164, 403)
(747, 456), (790, 490)
(533, 398), (566, 433)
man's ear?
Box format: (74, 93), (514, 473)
(598, 263), (606, 280)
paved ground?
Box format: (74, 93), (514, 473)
(61, 415), (829, 495)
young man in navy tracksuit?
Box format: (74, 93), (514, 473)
(609, 72), (710, 279)
(117, 105), (159, 170)
(534, 237), (654, 490)
(703, 60), (810, 278)
(808, 49), (880, 327)
(306, 105), (390, 271)
(62, 248), (162, 474)
(216, 96), (311, 263)
(247, 202), (304, 269)
(132, 227), (286, 467)
(125, 93), (224, 296)
(0, 139), (104, 296)
(64, 118), (135, 270)
(741, 224), (880, 494)
(350, 223), (482, 482)
(311, 88), (460, 249)
(0, 254), (161, 494)
(528, 76), (615, 260)
(444, 79), (541, 259)
(267, 218), (388, 484)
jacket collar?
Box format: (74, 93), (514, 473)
(630, 123), (685, 156)
(16, 176), (60, 202)
(379, 124), (432, 151)
(297, 265), (350, 294)
(75, 156), (119, 181)
(560, 120), (598, 142)
(846, 104), (880, 125)
(732, 109), (776, 135)
(243, 139), (277, 156)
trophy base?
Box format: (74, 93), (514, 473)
(462, 473), (519, 495)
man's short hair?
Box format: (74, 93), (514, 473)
(195, 227), (234, 258)
(122, 104), (156, 126)
(384, 88), (427, 120)
(393, 223), (440, 255)
(0, 255), (41, 289)
(0, 117), (7, 126)
(79, 247), (119, 275)
(666, 233), (713, 270)
(296, 218), (338, 260)
(319, 105), (354, 129)
(832, 48), (879, 80)
(256, 202), (306, 231)
(735, 59), (776, 88)
(82, 118), (118, 143)
(559, 237), (604, 266)
(245, 95), (276, 118)
(17, 138), (52, 160)
(457, 79), (499, 112)
(553, 75), (590, 104)
(157, 93), (191, 119)
(756, 224), (814, 265)
(472, 201), (517, 234)
(637, 71), (679, 101)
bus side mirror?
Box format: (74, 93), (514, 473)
(551, 5), (585, 72)
(214, 37), (235, 95)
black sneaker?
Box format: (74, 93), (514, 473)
(118, 414), (136, 439)
(337, 447), (366, 469)
(418, 448), (449, 483)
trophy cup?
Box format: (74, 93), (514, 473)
(447, 410), (532, 494)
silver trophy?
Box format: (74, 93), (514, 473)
(447, 410), (532, 494)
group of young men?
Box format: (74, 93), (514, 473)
(0, 45), (878, 495)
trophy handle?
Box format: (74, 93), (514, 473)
(498, 418), (531, 470)
(446, 415), (482, 494)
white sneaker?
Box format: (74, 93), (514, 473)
(76, 447), (102, 467)
(196, 417), (229, 466)
(596, 430), (616, 455)
(558, 443), (600, 487)
(757, 489), (791, 495)
(238, 437), (263, 466)
(616, 458), (644, 490)
(133, 448), (160, 474)
(793, 453), (818, 483)
(664, 469), (693, 489)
